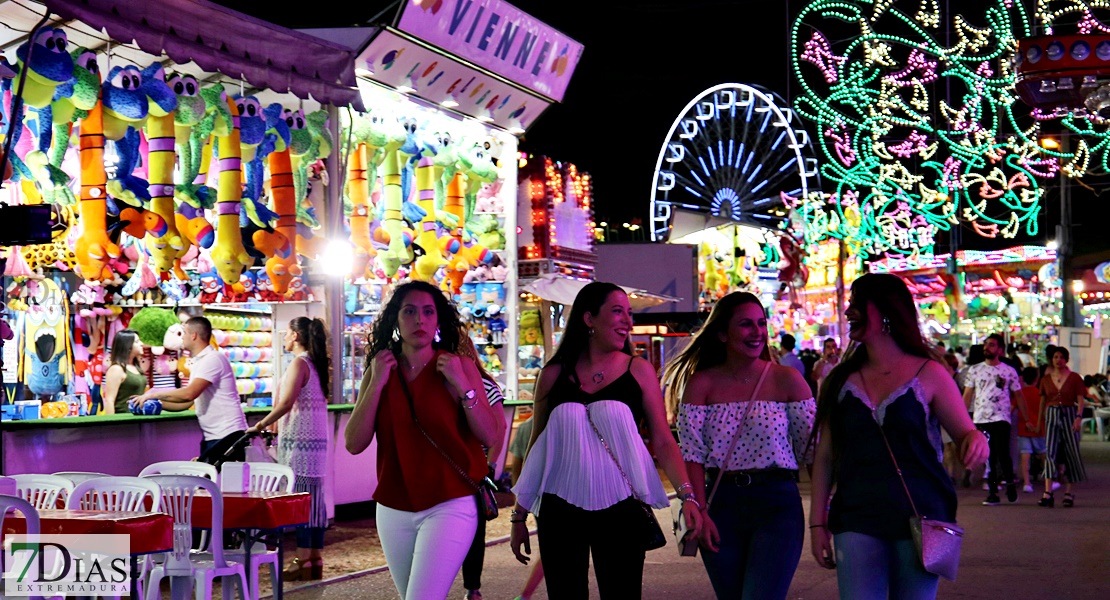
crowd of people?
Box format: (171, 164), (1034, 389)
(139, 271), (1098, 599)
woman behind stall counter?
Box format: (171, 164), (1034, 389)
(101, 329), (148, 415)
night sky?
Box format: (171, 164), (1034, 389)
(215, 0), (1105, 256)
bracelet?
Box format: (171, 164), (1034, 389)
(682, 497), (702, 511)
(677, 482), (693, 492)
(510, 519), (527, 524)
(510, 508), (528, 518)
(462, 394), (480, 410)
(809, 524), (826, 529)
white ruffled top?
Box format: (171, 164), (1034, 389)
(513, 399), (670, 516)
(677, 398), (817, 470)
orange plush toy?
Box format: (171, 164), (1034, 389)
(75, 100), (121, 282)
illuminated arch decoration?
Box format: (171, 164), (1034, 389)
(649, 84), (819, 242)
(790, 0), (1054, 258)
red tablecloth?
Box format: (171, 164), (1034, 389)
(2, 509), (173, 555)
(191, 491), (310, 530)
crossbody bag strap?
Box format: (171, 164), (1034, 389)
(586, 403), (643, 502)
(397, 366), (482, 492)
(859, 370), (922, 519)
(705, 361), (772, 507)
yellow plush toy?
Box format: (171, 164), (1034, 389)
(210, 95), (252, 286)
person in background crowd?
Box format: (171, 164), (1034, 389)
(940, 352), (965, 486)
(1016, 344), (1036, 370)
(809, 274), (988, 600)
(1002, 344), (1024, 375)
(248, 317), (331, 580)
(507, 416), (544, 600)
(953, 346), (967, 369)
(812, 338), (841, 393)
(1039, 344), (1058, 381)
(962, 333), (1030, 505)
(1017, 367), (1046, 494)
(345, 281), (503, 600)
(101, 329), (147, 415)
(510, 282), (701, 600)
(779, 334), (806, 378)
(669, 292), (816, 599)
(799, 348), (821, 396)
(1037, 347), (1086, 508)
(133, 317), (248, 461)
(458, 332), (506, 600)
(955, 344), (984, 391)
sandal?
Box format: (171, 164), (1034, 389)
(283, 557), (310, 581)
(1063, 493), (1074, 508)
(1037, 491), (1054, 508)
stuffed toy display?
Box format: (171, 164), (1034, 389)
(18, 278), (73, 398)
(210, 95), (252, 286)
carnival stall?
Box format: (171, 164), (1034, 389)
(869, 245), (1059, 347)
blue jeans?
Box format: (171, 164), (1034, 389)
(700, 478), (804, 600)
(834, 531), (939, 600)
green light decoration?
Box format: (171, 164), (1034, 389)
(789, 0), (1071, 258)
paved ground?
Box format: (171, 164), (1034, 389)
(278, 435), (1110, 599)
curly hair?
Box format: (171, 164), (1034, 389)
(367, 281), (463, 364)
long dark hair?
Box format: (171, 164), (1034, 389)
(367, 281), (463, 362)
(812, 273), (941, 461)
(109, 329), (141, 370)
(663, 292), (771, 411)
(289, 317), (331, 401)
(546, 281), (632, 369)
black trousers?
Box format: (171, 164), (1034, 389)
(537, 493), (646, 600)
(977, 421), (1015, 494)
(462, 494), (486, 590)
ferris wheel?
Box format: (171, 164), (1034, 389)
(649, 83), (819, 242)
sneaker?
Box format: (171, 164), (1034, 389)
(1023, 484), (1034, 493)
(1006, 484), (1018, 503)
(982, 482), (990, 491)
(982, 494), (1001, 506)
(465, 591), (483, 600)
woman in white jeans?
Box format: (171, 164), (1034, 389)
(346, 282), (505, 599)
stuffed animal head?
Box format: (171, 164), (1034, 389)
(263, 103), (292, 153)
(200, 83), (232, 137)
(53, 48), (100, 122)
(16, 28), (74, 108)
(169, 73), (206, 128)
(140, 62), (177, 118)
(234, 95), (265, 147)
(285, 108), (311, 156)
(162, 323), (185, 351)
(129, 307), (178, 348)
(102, 66), (148, 122)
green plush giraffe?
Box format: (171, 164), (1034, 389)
(291, 109), (332, 227)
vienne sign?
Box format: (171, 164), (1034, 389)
(396, 0), (583, 102)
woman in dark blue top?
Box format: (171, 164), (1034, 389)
(809, 274), (989, 600)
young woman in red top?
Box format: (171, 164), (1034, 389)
(1037, 346), (1086, 507)
(345, 281), (505, 600)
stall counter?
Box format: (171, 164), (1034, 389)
(0, 405), (376, 520)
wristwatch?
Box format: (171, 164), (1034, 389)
(461, 389), (479, 409)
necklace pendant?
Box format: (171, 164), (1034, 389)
(592, 372), (604, 385)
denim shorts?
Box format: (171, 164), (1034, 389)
(1019, 436), (1046, 454)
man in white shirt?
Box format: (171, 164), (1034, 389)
(962, 333), (1031, 506)
(133, 316), (248, 461)
(778, 334), (806, 378)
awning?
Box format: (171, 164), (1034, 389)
(31, 0), (362, 110)
(521, 274), (681, 311)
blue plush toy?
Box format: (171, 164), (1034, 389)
(129, 398), (163, 416)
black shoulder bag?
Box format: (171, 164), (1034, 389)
(397, 368), (499, 521)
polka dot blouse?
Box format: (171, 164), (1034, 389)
(677, 398), (817, 470)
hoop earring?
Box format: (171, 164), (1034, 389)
(881, 317), (891, 335)
(434, 328), (441, 343)
(392, 328), (400, 342)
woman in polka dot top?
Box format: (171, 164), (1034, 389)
(666, 292), (816, 600)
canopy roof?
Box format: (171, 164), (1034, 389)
(521, 274), (681, 311)
(0, 0), (362, 110)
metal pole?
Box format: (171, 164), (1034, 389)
(836, 238), (847, 348)
(324, 104), (345, 402)
(1059, 131), (1077, 328)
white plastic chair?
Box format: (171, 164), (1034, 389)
(67, 477), (162, 512)
(139, 461), (218, 480)
(142, 475), (249, 600)
(53, 471), (111, 486)
(11, 474), (75, 510)
(216, 463), (294, 599)
(0, 494), (43, 600)
(65, 477), (162, 600)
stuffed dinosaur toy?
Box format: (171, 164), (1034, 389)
(291, 110), (332, 261)
(237, 95), (292, 261)
(209, 94), (253, 286)
(457, 141), (499, 226)
(5, 28), (75, 183)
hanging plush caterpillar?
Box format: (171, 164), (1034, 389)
(172, 79), (225, 251)
(139, 64), (184, 278)
(236, 95), (291, 261)
(265, 106), (303, 296)
(291, 110), (333, 261)
(209, 94), (253, 286)
(73, 68), (121, 283)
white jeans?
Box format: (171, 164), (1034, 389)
(376, 495), (478, 600)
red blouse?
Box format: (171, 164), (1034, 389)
(373, 351), (487, 512)
(1039, 371), (1085, 408)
